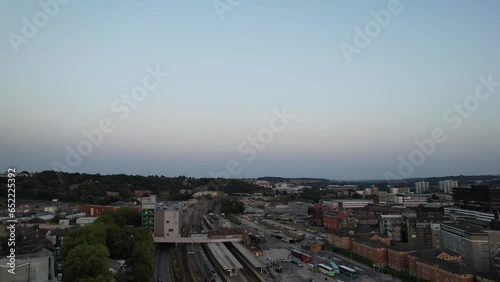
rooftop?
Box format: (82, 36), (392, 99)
(387, 243), (434, 252)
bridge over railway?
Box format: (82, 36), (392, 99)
(153, 236), (243, 243)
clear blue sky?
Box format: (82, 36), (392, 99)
(1, 0), (499, 180)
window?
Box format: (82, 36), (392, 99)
(166, 220), (170, 223)
(168, 229), (174, 232)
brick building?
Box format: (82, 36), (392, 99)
(351, 234), (391, 268)
(327, 226), (378, 250)
(323, 210), (353, 229)
(79, 204), (120, 216)
(408, 249), (474, 282)
(387, 243), (433, 272)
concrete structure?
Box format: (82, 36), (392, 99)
(193, 191), (222, 198)
(379, 214), (403, 238)
(65, 212), (86, 219)
(254, 180), (272, 188)
(153, 201), (182, 240)
(75, 217), (97, 225)
(390, 186), (411, 194)
(415, 181), (429, 193)
(404, 217), (453, 245)
(440, 223), (500, 272)
(444, 207), (496, 222)
(440, 180), (458, 193)
(430, 223), (442, 248)
(0, 249), (55, 282)
(142, 195), (157, 232)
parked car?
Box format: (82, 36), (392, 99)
(291, 260), (303, 267)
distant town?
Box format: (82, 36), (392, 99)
(1, 171), (500, 282)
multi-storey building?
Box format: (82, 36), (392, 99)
(327, 226), (379, 250)
(439, 180), (458, 193)
(403, 217), (453, 246)
(452, 185), (500, 212)
(444, 207), (496, 222)
(351, 234), (391, 268)
(322, 210), (353, 229)
(440, 223), (500, 272)
(408, 249), (473, 282)
(153, 202), (183, 239)
(415, 181), (429, 194)
(79, 204), (118, 216)
(379, 214), (403, 237)
(141, 195), (157, 232)
(387, 243), (433, 272)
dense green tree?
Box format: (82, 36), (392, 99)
(63, 243), (111, 282)
(103, 224), (132, 260)
(115, 207), (142, 226)
(95, 212), (126, 228)
(220, 198), (245, 214)
(78, 275), (113, 282)
(118, 187), (133, 199)
(61, 223), (106, 259)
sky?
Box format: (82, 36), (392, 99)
(1, 0), (499, 180)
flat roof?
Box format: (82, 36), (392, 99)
(231, 242), (265, 268)
(207, 243), (243, 270)
(37, 214), (55, 220)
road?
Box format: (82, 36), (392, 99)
(155, 243), (173, 282)
(238, 217), (400, 282)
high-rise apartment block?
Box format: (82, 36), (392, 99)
(439, 180), (458, 193)
(415, 181), (429, 193)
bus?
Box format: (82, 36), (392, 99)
(291, 249), (313, 263)
(307, 263), (316, 272)
(329, 262), (340, 274)
(339, 265), (357, 277)
(317, 263), (336, 277)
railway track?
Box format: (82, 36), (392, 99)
(225, 243), (264, 282)
(202, 214), (263, 282)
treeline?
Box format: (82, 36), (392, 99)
(61, 207), (153, 282)
(0, 171), (208, 204)
(0, 171), (271, 204)
(210, 179), (266, 195)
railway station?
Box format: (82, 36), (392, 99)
(207, 243), (243, 277)
(230, 242), (265, 273)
